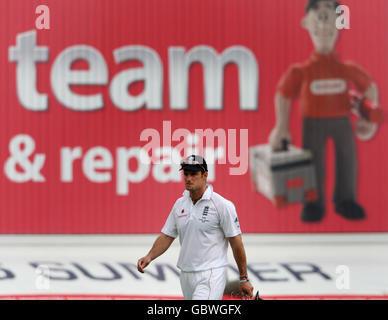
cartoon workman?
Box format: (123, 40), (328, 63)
(269, 0), (380, 222)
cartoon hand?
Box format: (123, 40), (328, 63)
(355, 118), (378, 141)
(269, 127), (292, 151)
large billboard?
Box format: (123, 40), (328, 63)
(0, 235), (387, 299)
(1, 0), (387, 233)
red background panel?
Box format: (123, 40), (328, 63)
(0, 0), (387, 233)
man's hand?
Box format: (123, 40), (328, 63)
(137, 234), (175, 274)
(137, 255), (152, 273)
(268, 126), (292, 151)
(228, 235), (254, 299)
(239, 281), (254, 298)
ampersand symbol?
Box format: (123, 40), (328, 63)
(4, 134), (46, 182)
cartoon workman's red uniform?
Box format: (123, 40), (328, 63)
(278, 51), (373, 219)
(278, 52), (372, 118)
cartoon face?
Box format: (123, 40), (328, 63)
(302, 0), (339, 54)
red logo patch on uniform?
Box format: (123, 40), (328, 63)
(179, 209), (187, 218)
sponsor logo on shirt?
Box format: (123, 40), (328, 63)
(178, 208), (187, 218)
(310, 79), (347, 95)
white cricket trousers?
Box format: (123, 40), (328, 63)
(179, 267), (227, 300)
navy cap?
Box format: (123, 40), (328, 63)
(179, 155), (208, 173)
(305, 0), (341, 12)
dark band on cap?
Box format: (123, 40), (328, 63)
(179, 155), (208, 172)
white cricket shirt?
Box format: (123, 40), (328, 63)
(161, 185), (242, 272)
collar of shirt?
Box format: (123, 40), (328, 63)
(310, 51), (340, 63)
(182, 184), (213, 202)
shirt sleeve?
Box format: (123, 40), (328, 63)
(161, 201), (178, 238)
(277, 64), (303, 99)
(345, 62), (373, 92)
(220, 201), (242, 238)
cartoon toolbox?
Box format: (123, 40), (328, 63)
(249, 141), (318, 208)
